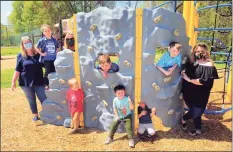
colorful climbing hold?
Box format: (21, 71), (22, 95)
(168, 109), (174, 114)
(86, 81), (92, 86)
(102, 100), (108, 106)
(154, 16), (162, 24)
(115, 33), (122, 40)
(124, 60), (132, 67)
(56, 115), (62, 120)
(173, 29), (179, 36)
(164, 77), (171, 82)
(91, 116), (98, 121)
(90, 24), (97, 31)
(61, 100), (67, 104)
(59, 79), (66, 84)
(87, 46), (92, 52)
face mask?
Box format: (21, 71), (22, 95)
(24, 43), (33, 50)
(67, 38), (74, 47)
(195, 52), (205, 60)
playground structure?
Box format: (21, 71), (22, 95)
(39, 1), (232, 133)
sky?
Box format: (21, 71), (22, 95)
(1, 1), (13, 25)
(0, 1), (145, 25)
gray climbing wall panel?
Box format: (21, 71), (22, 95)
(76, 7), (135, 131)
(40, 7), (191, 130)
(141, 8), (190, 127)
(40, 49), (75, 125)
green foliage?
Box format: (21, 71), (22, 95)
(1, 69), (15, 88)
(1, 47), (20, 56)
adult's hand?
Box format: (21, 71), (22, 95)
(41, 52), (47, 56)
(11, 81), (16, 91)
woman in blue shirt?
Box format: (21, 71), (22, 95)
(11, 36), (47, 122)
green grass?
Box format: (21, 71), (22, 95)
(1, 69), (15, 88)
(215, 63), (227, 69)
(1, 46), (20, 56)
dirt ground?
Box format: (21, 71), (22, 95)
(1, 58), (232, 151)
(1, 55), (17, 70)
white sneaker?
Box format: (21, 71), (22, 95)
(104, 137), (113, 144)
(129, 139), (135, 148)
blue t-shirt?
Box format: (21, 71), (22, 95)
(96, 62), (119, 73)
(37, 37), (58, 61)
(138, 105), (152, 124)
(113, 96), (131, 119)
(156, 51), (181, 68)
(15, 53), (44, 87)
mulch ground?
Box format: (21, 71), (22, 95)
(1, 68), (231, 151)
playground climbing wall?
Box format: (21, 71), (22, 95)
(40, 49), (75, 125)
(141, 8), (190, 127)
(40, 7), (191, 130)
(76, 7), (135, 132)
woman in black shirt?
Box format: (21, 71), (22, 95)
(181, 43), (219, 136)
(11, 36), (47, 122)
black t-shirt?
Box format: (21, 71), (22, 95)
(182, 62), (219, 108)
(15, 53), (44, 87)
(138, 105), (152, 124)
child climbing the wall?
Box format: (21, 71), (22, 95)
(66, 78), (84, 134)
(156, 41), (182, 76)
(96, 53), (119, 78)
(137, 101), (156, 142)
(36, 24), (59, 90)
(104, 85), (135, 148)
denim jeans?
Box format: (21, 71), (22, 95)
(109, 114), (133, 139)
(183, 106), (205, 130)
(21, 86), (47, 114)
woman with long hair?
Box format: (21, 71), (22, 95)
(181, 43), (219, 136)
(11, 36), (47, 122)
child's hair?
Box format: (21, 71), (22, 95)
(114, 85), (125, 92)
(169, 41), (181, 49)
(68, 78), (79, 87)
(41, 24), (51, 32)
(98, 54), (111, 64)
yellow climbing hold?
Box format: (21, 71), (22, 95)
(168, 109), (174, 114)
(59, 79), (66, 84)
(87, 46), (92, 52)
(174, 29), (179, 36)
(154, 16), (162, 24)
(124, 60), (132, 67)
(111, 83), (117, 89)
(90, 24), (97, 31)
(91, 116), (97, 121)
(102, 100), (108, 106)
(61, 100), (67, 104)
(115, 33), (122, 40)
(86, 81), (92, 86)
(164, 77), (171, 82)
(152, 83), (160, 91)
(179, 93), (183, 100)
(56, 115), (62, 120)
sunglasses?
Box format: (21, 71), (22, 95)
(66, 38), (74, 40)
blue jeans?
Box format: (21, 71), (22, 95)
(21, 86), (47, 114)
(183, 106), (205, 130)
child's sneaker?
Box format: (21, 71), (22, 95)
(32, 116), (40, 122)
(189, 130), (202, 136)
(128, 139), (135, 148)
(104, 137), (113, 144)
(69, 129), (79, 135)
